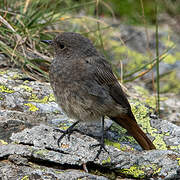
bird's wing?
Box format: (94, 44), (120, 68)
(87, 56), (131, 110)
(92, 56), (136, 121)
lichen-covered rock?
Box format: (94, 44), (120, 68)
(0, 156), (108, 180)
(8, 124), (180, 179)
(0, 68), (180, 179)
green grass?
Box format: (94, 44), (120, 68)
(0, 0), (177, 114)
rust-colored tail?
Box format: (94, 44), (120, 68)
(111, 114), (156, 150)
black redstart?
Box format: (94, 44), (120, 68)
(46, 32), (156, 157)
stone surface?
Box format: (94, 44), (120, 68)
(0, 68), (180, 179)
(0, 159), (108, 180)
(0, 124), (179, 179)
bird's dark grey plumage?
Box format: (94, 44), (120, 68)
(49, 32), (156, 153)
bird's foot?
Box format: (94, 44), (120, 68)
(89, 116), (109, 160)
(90, 141), (109, 160)
(55, 121), (79, 147)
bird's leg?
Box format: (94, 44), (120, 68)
(90, 116), (108, 160)
(55, 121), (79, 147)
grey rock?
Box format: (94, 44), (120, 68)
(7, 124), (180, 178)
(8, 154), (29, 166)
(0, 119), (32, 143)
(0, 159), (108, 180)
(0, 68), (180, 179)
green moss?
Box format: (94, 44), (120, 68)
(110, 40), (146, 71)
(162, 37), (175, 48)
(175, 52), (180, 59)
(160, 71), (180, 94)
(163, 54), (176, 64)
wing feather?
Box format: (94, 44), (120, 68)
(90, 57), (132, 110)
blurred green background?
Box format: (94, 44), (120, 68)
(0, 0), (179, 97)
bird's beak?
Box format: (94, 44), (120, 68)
(41, 40), (53, 45)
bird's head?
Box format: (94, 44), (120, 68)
(42, 32), (98, 58)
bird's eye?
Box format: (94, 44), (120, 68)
(59, 43), (65, 49)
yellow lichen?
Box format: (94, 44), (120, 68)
(28, 93), (54, 103)
(34, 149), (49, 156)
(170, 145), (180, 150)
(21, 176), (29, 180)
(0, 71), (6, 75)
(134, 86), (149, 96)
(119, 165), (145, 178)
(105, 139), (121, 150)
(119, 164), (161, 178)
(131, 101), (168, 150)
(151, 165), (161, 175)
(177, 158), (180, 166)
(19, 85), (33, 92)
(53, 170), (63, 174)
(0, 96), (3, 100)
(105, 139), (134, 151)
(102, 156), (111, 165)
(49, 93), (55, 102)
(0, 85), (14, 93)
(24, 103), (39, 112)
(58, 123), (70, 131)
(12, 73), (22, 79)
(133, 86), (156, 108)
(23, 80), (29, 84)
(110, 122), (137, 147)
(0, 139), (8, 145)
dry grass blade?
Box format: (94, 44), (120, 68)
(0, 15), (22, 43)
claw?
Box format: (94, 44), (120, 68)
(90, 142), (109, 160)
(56, 121), (79, 147)
(57, 132), (67, 147)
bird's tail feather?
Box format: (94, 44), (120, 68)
(111, 114), (156, 150)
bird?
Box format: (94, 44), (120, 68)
(44, 32), (156, 158)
